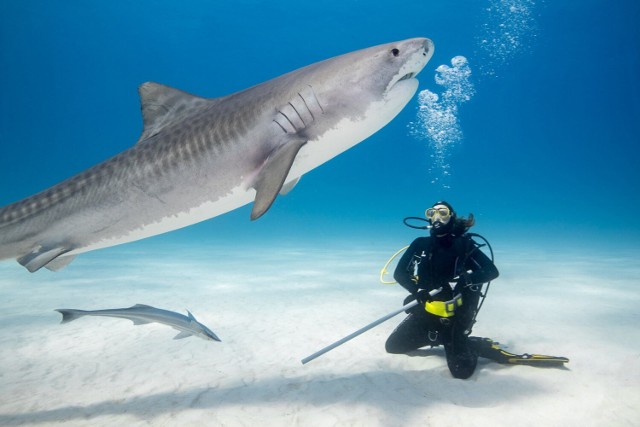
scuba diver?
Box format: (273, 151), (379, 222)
(385, 201), (568, 379)
(301, 200), (568, 373)
(385, 201), (496, 379)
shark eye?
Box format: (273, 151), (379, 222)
(391, 48), (400, 57)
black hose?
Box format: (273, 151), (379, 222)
(403, 216), (431, 230)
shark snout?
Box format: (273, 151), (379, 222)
(386, 37), (434, 92)
(423, 38), (434, 54)
(409, 37), (434, 64)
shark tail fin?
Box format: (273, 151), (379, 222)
(55, 309), (85, 324)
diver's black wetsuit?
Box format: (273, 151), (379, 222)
(385, 233), (499, 378)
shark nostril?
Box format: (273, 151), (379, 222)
(391, 48), (400, 57)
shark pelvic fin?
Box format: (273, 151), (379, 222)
(174, 331), (193, 340)
(250, 139), (306, 220)
(45, 255), (77, 272)
(280, 177), (301, 195)
(18, 246), (71, 273)
(137, 82), (218, 143)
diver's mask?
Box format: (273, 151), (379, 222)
(427, 203), (454, 237)
(426, 206), (452, 224)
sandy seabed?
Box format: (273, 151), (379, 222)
(0, 240), (638, 426)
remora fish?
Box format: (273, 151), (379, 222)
(55, 304), (221, 341)
(0, 38), (434, 272)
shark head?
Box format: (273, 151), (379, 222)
(198, 324), (221, 342)
(312, 37), (434, 116)
(248, 37), (435, 220)
(187, 310), (221, 342)
(280, 37), (434, 180)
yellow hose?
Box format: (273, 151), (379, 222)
(379, 246), (409, 284)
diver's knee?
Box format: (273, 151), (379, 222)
(385, 339), (404, 354)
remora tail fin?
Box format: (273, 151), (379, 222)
(55, 309), (86, 324)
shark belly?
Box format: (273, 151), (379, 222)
(67, 184), (257, 256)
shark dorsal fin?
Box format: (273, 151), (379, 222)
(137, 82), (217, 143)
(186, 310), (196, 321)
(132, 304), (153, 308)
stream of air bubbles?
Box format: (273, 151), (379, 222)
(410, 0), (539, 188)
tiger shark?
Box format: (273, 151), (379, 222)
(0, 37), (434, 272)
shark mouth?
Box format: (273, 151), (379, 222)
(386, 71), (419, 95)
(398, 72), (416, 82)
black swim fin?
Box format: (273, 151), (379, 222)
(469, 337), (569, 366)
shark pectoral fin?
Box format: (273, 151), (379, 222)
(251, 139), (306, 220)
(280, 177), (301, 196)
(174, 331), (193, 340)
(17, 246), (71, 273)
(44, 255), (77, 272)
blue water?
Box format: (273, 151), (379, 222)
(0, 0), (639, 253)
(1, 3), (640, 424)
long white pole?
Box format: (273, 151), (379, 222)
(301, 300), (419, 365)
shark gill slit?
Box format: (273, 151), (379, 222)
(306, 85), (324, 114)
(281, 111), (296, 130)
(298, 93), (315, 121)
(278, 111), (296, 133)
(288, 102), (306, 127)
(273, 120), (288, 134)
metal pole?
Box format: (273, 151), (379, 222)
(301, 300), (419, 365)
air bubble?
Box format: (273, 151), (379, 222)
(408, 56), (475, 189)
(476, 0), (539, 77)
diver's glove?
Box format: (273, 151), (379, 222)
(403, 290), (431, 313)
(414, 289), (431, 305)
